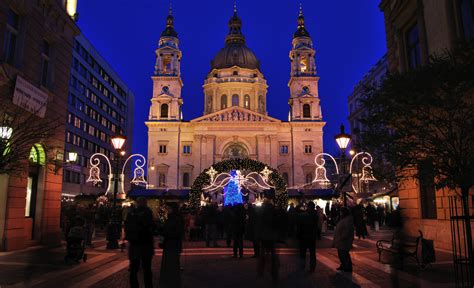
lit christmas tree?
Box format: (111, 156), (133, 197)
(224, 170), (243, 206)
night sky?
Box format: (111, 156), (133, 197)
(76, 0), (386, 156)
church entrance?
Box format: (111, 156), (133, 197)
(189, 158), (288, 210)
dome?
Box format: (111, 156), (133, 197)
(210, 9), (260, 70)
(211, 43), (260, 70)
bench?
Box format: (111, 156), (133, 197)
(376, 230), (422, 269)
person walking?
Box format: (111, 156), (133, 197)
(353, 202), (368, 239)
(159, 202), (185, 288)
(333, 207), (354, 273)
(297, 202), (318, 272)
(246, 204), (260, 258)
(125, 197), (156, 288)
(231, 204), (246, 258)
(203, 204), (218, 247)
(257, 198), (280, 283)
(315, 206), (325, 240)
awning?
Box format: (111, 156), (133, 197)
(287, 189), (337, 200)
(128, 189), (190, 199)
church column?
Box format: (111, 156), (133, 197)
(269, 135), (278, 168)
(256, 135), (266, 162)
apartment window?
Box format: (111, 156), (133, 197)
(183, 172), (190, 187)
(232, 94), (239, 106)
(304, 145), (312, 154)
(280, 145), (289, 154)
(161, 104), (169, 118)
(221, 95), (227, 109)
(159, 145), (167, 154)
(419, 159), (437, 219)
(4, 9), (20, 65)
(183, 145), (191, 155)
(158, 173), (166, 187)
(406, 23), (422, 70)
(244, 95), (250, 109)
(303, 104), (311, 118)
(74, 116), (81, 128)
(459, 0), (474, 40)
(40, 40), (52, 88)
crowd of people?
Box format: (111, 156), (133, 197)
(60, 197), (399, 287)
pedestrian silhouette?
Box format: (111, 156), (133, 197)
(297, 201), (318, 272)
(333, 207), (354, 273)
(257, 198), (280, 283)
(125, 197), (156, 288)
(159, 202), (185, 288)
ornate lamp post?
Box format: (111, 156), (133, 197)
(335, 125), (351, 206)
(86, 135), (147, 249)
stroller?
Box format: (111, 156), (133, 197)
(65, 218), (88, 263)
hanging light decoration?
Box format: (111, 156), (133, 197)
(87, 166), (102, 185)
(313, 153), (339, 183)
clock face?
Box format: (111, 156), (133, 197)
(162, 86), (169, 93)
(302, 86), (310, 93)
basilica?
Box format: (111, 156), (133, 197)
(146, 6), (325, 194)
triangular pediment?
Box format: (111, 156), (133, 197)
(191, 107), (281, 123)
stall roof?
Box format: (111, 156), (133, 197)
(128, 189), (190, 199)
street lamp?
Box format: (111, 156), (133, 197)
(86, 134), (147, 249)
(335, 124), (351, 207)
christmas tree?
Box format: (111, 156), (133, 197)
(224, 170), (243, 206)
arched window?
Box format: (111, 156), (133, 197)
(160, 103), (169, 118)
(303, 104), (311, 118)
(258, 95), (264, 112)
(300, 56), (308, 73)
(244, 95), (250, 109)
(232, 94), (239, 106)
(221, 95), (227, 109)
(183, 172), (190, 187)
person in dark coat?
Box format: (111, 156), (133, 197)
(246, 204), (260, 257)
(203, 204), (218, 247)
(353, 203), (368, 239)
(297, 202), (318, 272)
(231, 204), (246, 258)
(257, 198), (280, 282)
(159, 202), (185, 288)
(333, 207), (354, 272)
(126, 197), (156, 288)
(223, 206), (233, 247)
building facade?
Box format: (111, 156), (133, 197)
(348, 55), (388, 146)
(62, 33), (134, 197)
(379, 0), (474, 250)
(146, 8), (325, 195)
(0, 0), (79, 251)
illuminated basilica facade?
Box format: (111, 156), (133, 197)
(146, 7), (325, 192)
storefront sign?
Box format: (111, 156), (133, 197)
(12, 75), (49, 118)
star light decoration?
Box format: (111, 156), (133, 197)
(203, 166), (275, 196)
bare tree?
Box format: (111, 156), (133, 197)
(359, 42), (474, 261)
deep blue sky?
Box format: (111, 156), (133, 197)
(76, 0), (386, 155)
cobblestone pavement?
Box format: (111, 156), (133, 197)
(0, 229), (456, 288)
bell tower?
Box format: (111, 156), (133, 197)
(149, 6), (183, 121)
(288, 5), (322, 121)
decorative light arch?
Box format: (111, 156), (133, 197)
(29, 143), (46, 166)
(190, 158), (287, 210)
